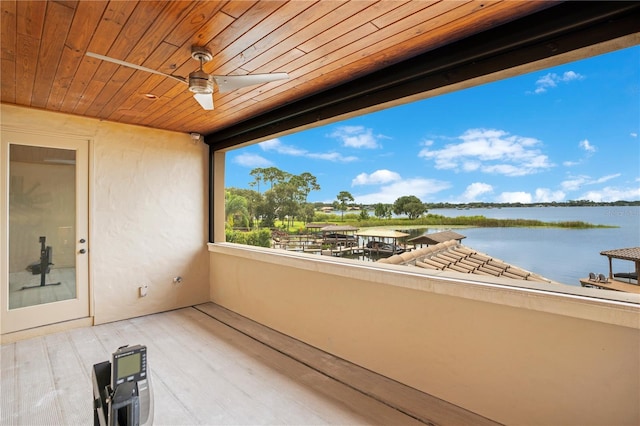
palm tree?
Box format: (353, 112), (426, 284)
(225, 191), (250, 228)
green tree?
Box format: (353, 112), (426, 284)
(257, 192), (277, 228)
(336, 191), (355, 221)
(269, 181), (299, 229)
(243, 168), (321, 229)
(301, 203), (316, 224)
(249, 167), (265, 193)
(292, 172), (320, 204)
(228, 187), (262, 228)
(225, 191), (250, 228)
(262, 167), (289, 190)
(393, 195), (427, 219)
(373, 203), (392, 219)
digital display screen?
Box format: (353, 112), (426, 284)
(116, 352), (141, 380)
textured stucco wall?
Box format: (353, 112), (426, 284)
(209, 244), (640, 426)
(1, 104), (210, 325)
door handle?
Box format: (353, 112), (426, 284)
(79, 249), (86, 254)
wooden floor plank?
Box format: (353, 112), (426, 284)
(0, 343), (17, 425)
(10, 337), (64, 425)
(42, 332), (94, 425)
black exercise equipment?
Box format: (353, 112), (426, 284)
(92, 345), (154, 426)
(22, 236), (61, 290)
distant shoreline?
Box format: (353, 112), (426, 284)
(312, 200), (640, 210)
(312, 214), (615, 230)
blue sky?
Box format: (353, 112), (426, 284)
(226, 46), (639, 205)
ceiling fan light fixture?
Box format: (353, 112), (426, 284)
(188, 70), (214, 94)
(189, 71), (213, 94)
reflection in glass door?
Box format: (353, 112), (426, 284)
(8, 145), (78, 309)
(1, 131), (89, 334)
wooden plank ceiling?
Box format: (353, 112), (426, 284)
(0, 1), (553, 136)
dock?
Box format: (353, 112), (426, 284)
(579, 277), (640, 294)
(580, 247), (640, 294)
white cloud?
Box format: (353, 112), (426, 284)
(579, 139), (596, 153)
(352, 169), (401, 186)
(594, 173), (622, 184)
(631, 132), (638, 138)
(561, 173), (621, 191)
(461, 182), (493, 202)
(579, 186), (640, 202)
(564, 139), (597, 166)
(232, 153), (272, 168)
(481, 164), (523, 175)
(354, 178), (451, 204)
(307, 152), (359, 162)
(329, 126), (382, 149)
(534, 188), (566, 202)
(532, 70), (584, 94)
(259, 138), (358, 162)
(497, 191), (532, 204)
(561, 176), (586, 191)
(259, 138), (306, 156)
(258, 139), (280, 150)
(462, 161), (481, 172)
(418, 128), (552, 176)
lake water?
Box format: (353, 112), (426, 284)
(416, 206), (640, 286)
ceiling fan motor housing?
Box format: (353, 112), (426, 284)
(189, 46), (214, 94)
(189, 70), (214, 94)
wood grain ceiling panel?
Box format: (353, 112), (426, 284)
(46, 1), (108, 111)
(237, 1), (345, 73)
(0, 1), (17, 103)
(0, 0), (566, 136)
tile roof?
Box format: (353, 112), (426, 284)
(378, 240), (552, 283)
(408, 231), (466, 245)
(356, 229), (410, 238)
(306, 223), (337, 229)
(600, 247), (640, 262)
(320, 225), (359, 232)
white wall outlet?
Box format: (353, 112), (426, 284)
(139, 284), (148, 297)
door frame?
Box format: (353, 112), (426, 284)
(1, 127), (92, 334)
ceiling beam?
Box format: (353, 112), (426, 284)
(205, 2), (640, 150)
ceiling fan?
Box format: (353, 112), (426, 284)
(86, 45), (289, 110)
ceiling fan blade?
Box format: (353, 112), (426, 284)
(193, 93), (214, 110)
(86, 52), (187, 84)
(213, 73), (289, 93)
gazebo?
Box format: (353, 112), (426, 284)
(579, 247), (640, 294)
(356, 228), (410, 255)
(600, 247), (640, 283)
(320, 225), (359, 248)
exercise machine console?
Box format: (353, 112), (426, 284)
(92, 345), (153, 426)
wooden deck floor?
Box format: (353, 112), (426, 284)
(1, 303), (498, 425)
